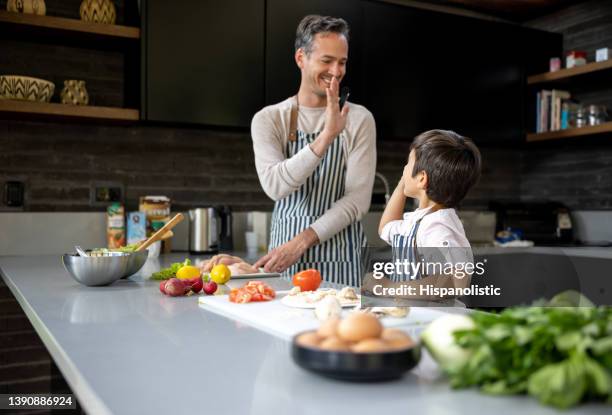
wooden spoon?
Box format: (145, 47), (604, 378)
(136, 213), (184, 252)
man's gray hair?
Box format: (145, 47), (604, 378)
(295, 15), (350, 55)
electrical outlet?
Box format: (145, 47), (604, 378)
(90, 181), (124, 206)
(4, 181), (24, 207)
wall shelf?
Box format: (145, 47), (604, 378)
(0, 100), (139, 122)
(526, 121), (612, 142)
(527, 60), (612, 84)
(0, 10), (139, 40)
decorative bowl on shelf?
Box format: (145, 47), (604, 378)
(79, 0), (116, 25)
(6, 0), (46, 16)
(60, 80), (89, 105)
(0, 75), (54, 102)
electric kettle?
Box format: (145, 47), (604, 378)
(188, 206), (233, 253)
(188, 208), (219, 254)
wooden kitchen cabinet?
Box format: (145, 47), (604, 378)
(141, 0), (265, 127)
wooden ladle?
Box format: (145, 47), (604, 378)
(136, 213), (185, 252)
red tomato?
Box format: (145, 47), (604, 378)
(229, 281), (276, 303)
(292, 269), (322, 292)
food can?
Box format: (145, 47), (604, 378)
(139, 195), (171, 236)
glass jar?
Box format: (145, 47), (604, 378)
(574, 105), (587, 128)
(587, 105), (608, 126)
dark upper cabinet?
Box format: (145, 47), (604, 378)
(140, 0), (560, 137)
(142, 0), (265, 127)
(362, 1), (561, 142)
(265, 0), (365, 106)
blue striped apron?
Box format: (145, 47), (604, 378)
(391, 217), (424, 282)
(269, 129), (367, 287)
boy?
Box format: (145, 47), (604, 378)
(368, 129), (481, 301)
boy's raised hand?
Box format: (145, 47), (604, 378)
(378, 176), (408, 235)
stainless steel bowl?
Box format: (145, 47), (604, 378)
(62, 253), (130, 286)
(123, 249), (149, 278)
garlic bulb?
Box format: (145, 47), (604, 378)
(314, 295), (342, 321)
(337, 286), (358, 300)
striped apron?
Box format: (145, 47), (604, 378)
(391, 217), (424, 282)
(269, 129), (367, 287)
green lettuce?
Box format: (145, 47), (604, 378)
(423, 291), (612, 408)
(150, 259), (192, 280)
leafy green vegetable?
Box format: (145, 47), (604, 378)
(90, 243), (140, 255)
(527, 353), (588, 408)
(112, 243), (140, 253)
(425, 291), (612, 408)
(150, 259), (192, 280)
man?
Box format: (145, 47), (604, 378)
(251, 15), (376, 286)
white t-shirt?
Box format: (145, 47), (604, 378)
(380, 206), (470, 248)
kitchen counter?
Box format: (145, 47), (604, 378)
(370, 245), (612, 260)
(474, 246), (612, 259)
(0, 253), (609, 415)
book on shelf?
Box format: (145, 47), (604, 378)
(536, 91), (541, 132)
(536, 89), (571, 133)
(552, 89), (571, 131)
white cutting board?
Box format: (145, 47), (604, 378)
(198, 292), (450, 341)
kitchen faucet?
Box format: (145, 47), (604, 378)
(374, 172), (391, 204)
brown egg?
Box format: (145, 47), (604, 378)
(320, 336), (350, 351)
(352, 338), (390, 353)
(296, 331), (321, 348)
(386, 337), (415, 350)
(317, 317), (340, 338)
(337, 312), (382, 342)
(381, 328), (410, 342)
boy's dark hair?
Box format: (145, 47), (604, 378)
(295, 15), (350, 55)
(410, 130), (481, 208)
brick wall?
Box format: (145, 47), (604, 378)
(375, 140), (522, 209)
(0, 275), (49, 397)
(0, 277), (80, 415)
(1, 118), (520, 212)
(0, 120), (273, 212)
